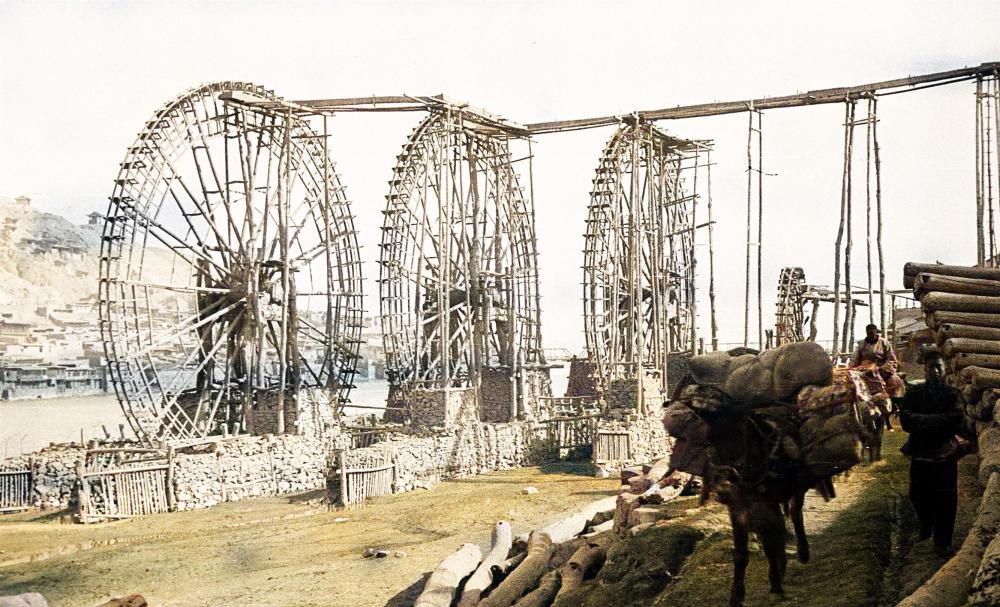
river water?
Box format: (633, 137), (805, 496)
(0, 372), (573, 458)
(0, 379), (392, 457)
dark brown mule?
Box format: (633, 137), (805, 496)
(701, 409), (836, 607)
(669, 377), (836, 607)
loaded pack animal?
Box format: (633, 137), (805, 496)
(664, 344), (881, 607)
(668, 381), (832, 605)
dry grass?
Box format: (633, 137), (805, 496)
(0, 462), (616, 607)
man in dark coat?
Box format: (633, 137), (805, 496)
(898, 350), (964, 556)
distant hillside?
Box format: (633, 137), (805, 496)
(0, 196), (104, 322)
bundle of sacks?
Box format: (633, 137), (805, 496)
(665, 342), (874, 479)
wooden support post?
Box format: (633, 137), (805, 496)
(338, 451), (348, 507)
(843, 100), (856, 354)
(873, 96), (887, 329)
(707, 148), (718, 351)
(76, 460), (89, 524)
(979, 76), (987, 266)
(756, 111), (764, 350)
(832, 100), (853, 359)
(165, 447), (176, 512)
(744, 108), (754, 347)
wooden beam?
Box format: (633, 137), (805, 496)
(526, 62), (1000, 134)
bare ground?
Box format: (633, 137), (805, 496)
(0, 463), (616, 607)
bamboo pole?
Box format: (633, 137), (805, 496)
(690, 147), (699, 353)
(744, 108), (754, 347)
(843, 101), (856, 354)
(978, 76), (987, 265)
(832, 101), (852, 358)
(865, 98), (875, 324)
(756, 111), (764, 350)
(276, 109), (292, 435)
(707, 148), (718, 351)
(873, 96), (886, 329)
(994, 75), (1000, 267)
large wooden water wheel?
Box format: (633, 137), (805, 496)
(379, 107), (543, 403)
(774, 267), (808, 346)
(582, 122), (698, 393)
(99, 82), (363, 443)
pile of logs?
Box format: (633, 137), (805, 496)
(898, 262), (1000, 607)
(412, 459), (687, 607)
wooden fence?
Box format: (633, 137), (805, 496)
(77, 448), (174, 523)
(332, 451), (397, 507)
(594, 430), (631, 463)
(0, 466), (32, 513)
(541, 414), (599, 451)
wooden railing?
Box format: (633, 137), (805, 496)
(0, 467), (32, 513)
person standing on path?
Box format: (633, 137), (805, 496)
(898, 350), (964, 556)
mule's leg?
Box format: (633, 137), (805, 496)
(872, 426), (883, 462)
(789, 492), (810, 564)
(730, 507), (750, 607)
(754, 502), (788, 595)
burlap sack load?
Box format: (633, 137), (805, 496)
(686, 351), (755, 387)
(723, 342), (833, 406)
(795, 371), (868, 475)
(663, 401), (710, 475)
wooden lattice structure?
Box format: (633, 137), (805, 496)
(582, 122), (703, 399)
(774, 267), (808, 346)
(379, 104), (543, 412)
(99, 82), (363, 443)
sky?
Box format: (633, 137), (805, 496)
(2, 0), (999, 355)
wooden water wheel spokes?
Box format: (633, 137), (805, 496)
(583, 122), (697, 388)
(774, 267), (808, 346)
(99, 82), (363, 443)
(379, 110), (543, 394)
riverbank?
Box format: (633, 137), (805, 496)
(0, 462), (615, 607)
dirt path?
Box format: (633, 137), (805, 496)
(647, 431), (984, 607)
(0, 463), (617, 607)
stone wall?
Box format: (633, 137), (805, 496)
(565, 358), (599, 397)
(245, 387), (339, 437)
(606, 370), (666, 417)
(409, 387), (478, 427)
(333, 419), (539, 496)
(1, 444), (87, 509)
(523, 369), (553, 419)
(480, 368), (514, 423)
(172, 430), (351, 511)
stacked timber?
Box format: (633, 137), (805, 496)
(409, 454), (691, 607)
(897, 262), (1000, 607)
